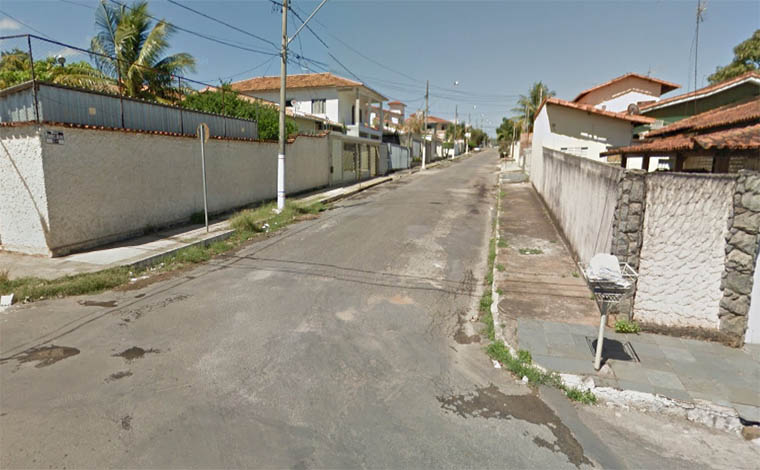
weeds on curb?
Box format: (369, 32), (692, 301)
(615, 319), (641, 334)
(497, 239), (508, 248)
(0, 201), (326, 303)
(486, 341), (597, 405)
(496, 264), (505, 272)
(519, 248), (543, 255)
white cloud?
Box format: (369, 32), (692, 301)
(48, 47), (83, 60)
(0, 17), (22, 31)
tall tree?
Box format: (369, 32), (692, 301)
(0, 49), (109, 90)
(90, 0), (195, 101)
(496, 117), (521, 142)
(511, 81), (554, 132)
(707, 30), (760, 84)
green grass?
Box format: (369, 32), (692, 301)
(571, 271), (580, 278)
(0, 200), (327, 303)
(479, 186), (596, 406)
(496, 264), (505, 272)
(614, 319), (641, 334)
(486, 341), (597, 405)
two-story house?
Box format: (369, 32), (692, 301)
(230, 72), (387, 141)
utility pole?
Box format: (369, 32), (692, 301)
(454, 104), (458, 158)
(423, 79), (428, 169)
(694, 0), (706, 115)
(276, 0), (288, 212)
(276, 0), (328, 211)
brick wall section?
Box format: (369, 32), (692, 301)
(719, 171), (760, 341)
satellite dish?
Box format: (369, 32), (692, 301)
(627, 103), (641, 115)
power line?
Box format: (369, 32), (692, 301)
(106, 0), (277, 57)
(0, 9), (53, 39)
(165, 0), (278, 50)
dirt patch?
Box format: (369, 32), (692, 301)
(78, 300), (118, 308)
(5, 345), (80, 368)
(437, 384), (591, 468)
(453, 313), (480, 345)
(113, 346), (159, 361)
(105, 370), (133, 382)
(638, 322), (742, 347)
(388, 294), (415, 305)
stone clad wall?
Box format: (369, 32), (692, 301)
(610, 170), (647, 271)
(633, 174), (736, 329)
(719, 171), (760, 338)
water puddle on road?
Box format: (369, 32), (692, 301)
(5, 345), (80, 368)
(113, 346), (159, 361)
(437, 384), (591, 467)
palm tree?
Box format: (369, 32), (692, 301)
(90, 0), (195, 102)
(511, 81), (554, 132)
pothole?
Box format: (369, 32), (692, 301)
(5, 345), (80, 368)
(113, 346), (159, 361)
(78, 300), (118, 308)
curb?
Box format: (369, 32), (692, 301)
(489, 166), (745, 434)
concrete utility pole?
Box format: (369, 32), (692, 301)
(422, 79), (428, 169)
(276, 0), (288, 212)
(276, 0), (328, 211)
(454, 104), (458, 157)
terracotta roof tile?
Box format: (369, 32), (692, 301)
(229, 72), (387, 100)
(640, 71), (760, 112)
(535, 97), (656, 124)
(601, 123), (760, 155)
(647, 98), (760, 137)
(573, 73), (680, 102)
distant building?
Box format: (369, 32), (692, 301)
(602, 98), (760, 173)
(230, 72), (387, 141)
(573, 73), (680, 113)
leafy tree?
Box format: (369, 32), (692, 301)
(445, 122), (465, 141)
(402, 112), (424, 134)
(707, 29), (760, 84)
(467, 128), (487, 149)
(511, 81), (554, 132)
(90, 0), (195, 102)
(182, 85), (297, 140)
(496, 117), (521, 142)
(0, 49), (109, 90)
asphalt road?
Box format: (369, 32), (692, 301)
(1, 150), (756, 469)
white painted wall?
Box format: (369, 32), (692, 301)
(597, 90), (660, 113)
(634, 174), (736, 329)
(241, 88), (340, 122)
(532, 148), (623, 265)
(0, 126), (51, 255)
(1, 124), (330, 256)
(746, 248), (760, 344)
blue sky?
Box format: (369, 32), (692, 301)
(1, 0), (757, 134)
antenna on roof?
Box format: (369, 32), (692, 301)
(694, 0), (707, 115)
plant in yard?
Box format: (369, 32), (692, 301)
(0, 49), (109, 90)
(511, 82), (555, 132)
(615, 319), (640, 334)
(90, 0), (196, 102)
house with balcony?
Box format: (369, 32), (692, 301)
(230, 72), (387, 141)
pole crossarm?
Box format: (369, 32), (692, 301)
(287, 0), (328, 46)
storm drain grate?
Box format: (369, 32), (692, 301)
(585, 337), (640, 362)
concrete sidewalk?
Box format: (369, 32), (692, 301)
(0, 172), (403, 281)
(495, 170), (760, 423)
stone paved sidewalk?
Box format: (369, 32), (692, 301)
(495, 172), (760, 423)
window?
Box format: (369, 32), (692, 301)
(312, 99), (326, 114)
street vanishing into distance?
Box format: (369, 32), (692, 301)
(2, 151), (756, 469)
